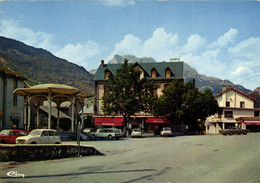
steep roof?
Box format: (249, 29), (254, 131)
(0, 66), (27, 80)
(215, 87), (256, 101)
(93, 61), (183, 81)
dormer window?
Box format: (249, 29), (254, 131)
(165, 67), (171, 78)
(151, 68), (157, 78)
(105, 70), (112, 79)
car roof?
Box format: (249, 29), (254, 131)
(3, 129), (26, 132)
(31, 129), (57, 132)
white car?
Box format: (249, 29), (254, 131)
(131, 128), (142, 138)
(16, 129), (61, 144)
(92, 128), (122, 140)
(160, 127), (172, 137)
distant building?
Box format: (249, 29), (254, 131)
(206, 86), (260, 134)
(93, 60), (184, 134)
(0, 67), (26, 130)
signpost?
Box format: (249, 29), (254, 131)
(170, 58), (180, 61)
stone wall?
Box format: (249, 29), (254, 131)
(0, 144), (103, 162)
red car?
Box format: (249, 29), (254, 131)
(0, 129), (28, 144)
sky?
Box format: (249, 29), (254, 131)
(0, 0), (259, 90)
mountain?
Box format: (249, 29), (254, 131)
(0, 36), (253, 96)
(0, 36), (94, 93)
(107, 54), (251, 95)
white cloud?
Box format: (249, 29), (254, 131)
(228, 37), (260, 60)
(0, 18), (259, 90)
(103, 0), (135, 6)
(105, 34), (142, 61)
(54, 41), (101, 69)
(106, 28), (179, 62)
(0, 19), (56, 51)
(208, 28), (238, 49)
(0, 18), (103, 70)
(142, 28), (178, 60)
(232, 66), (251, 76)
(182, 34), (207, 53)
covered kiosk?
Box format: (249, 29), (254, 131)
(14, 84), (93, 132)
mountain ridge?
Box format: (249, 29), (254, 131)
(0, 36), (94, 93)
(0, 36), (253, 96)
(106, 54), (251, 95)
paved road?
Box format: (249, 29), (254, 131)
(0, 133), (260, 183)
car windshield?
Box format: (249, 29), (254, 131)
(164, 128), (171, 131)
(0, 130), (12, 135)
(29, 130), (42, 136)
(134, 129), (141, 132)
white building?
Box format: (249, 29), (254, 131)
(206, 86), (260, 134)
(0, 67), (26, 130)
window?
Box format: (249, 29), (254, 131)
(13, 79), (18, 89)
(165, 68), (171, 78)
(42, 131), (48, 136)
(151, 68), (157, 78)
(13, 79), (18, 106)
(13, 95), (17, 106)
(240, 101), (245, 108)
(105, 70), (111, 79)
(255, 111), (259, 117)
(226, 101), (230, 107)
(224, 111), (233, 118)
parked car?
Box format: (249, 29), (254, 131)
(16, 129), (61, 144)
(59, 132), (94, 141)
(92, 128), (122, 140)
(0, 129), (28, 144)
(131, 128), (142, 138)
(160, 127), (172, 137)
(219, 127), (249, 135)
(83, 128), (95, 134)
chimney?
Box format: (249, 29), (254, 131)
(222, 85), (226, 92)
(101, 60), (104, 67)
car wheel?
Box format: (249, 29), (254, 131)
(244, 131), (247, 135)
(116, 137), (119, 140)
(108, 135), (112, 140)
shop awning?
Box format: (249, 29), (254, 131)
(146, 118), (170, 123)
(244, 121), (260, 125)
(94, 117), (124, 126)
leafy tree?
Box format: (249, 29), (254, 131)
(153, 79), (218, 132)
(153, 79), (185, 118)
(102, 59), (158, 133)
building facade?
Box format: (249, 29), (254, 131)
(206, 86), (260, 134)
(93, 60), (184, 134)
(0, 67), (26, 130)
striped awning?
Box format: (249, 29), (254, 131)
(94, 117), (124, 126)
(146, 118), (170, 123)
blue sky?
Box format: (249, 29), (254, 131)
(0, 0), (259, 90)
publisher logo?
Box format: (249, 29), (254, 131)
(6, 171), (25, 178)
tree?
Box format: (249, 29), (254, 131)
(102, 59), (157, 133)
(153, 79), (218, 132)
(153, 79), (185, 118)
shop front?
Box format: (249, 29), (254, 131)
(94, 117), (124, 128)
(236, 117), (260, 132)
(145, 118), (171, 135)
